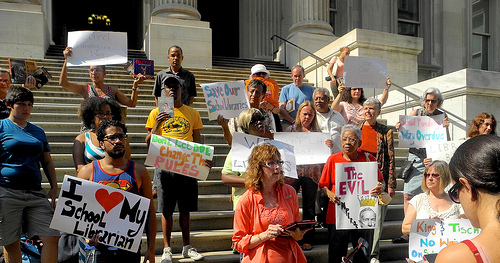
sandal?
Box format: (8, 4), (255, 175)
(301, 243), (313, 250)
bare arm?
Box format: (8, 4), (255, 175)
(402, 203), (417, 235)
(217, 115), (233, 146)
(330, 84), (345, 112)
(114, 74), (145, 107)
(221, 173), (245, 188)
(379, 77), (391, 106)
(72, 134), (87, 173)
(326, 57), (337, 85)
(40, 152), (58, 209)
(279, 102), (295, 123)
(59, 47), (88, 98)
(136, 164), (156, 262)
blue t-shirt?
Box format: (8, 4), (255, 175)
(0, 118), (50, 190)
(278, 83), (314, 120)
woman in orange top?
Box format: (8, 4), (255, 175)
(233, 143), (309, 263)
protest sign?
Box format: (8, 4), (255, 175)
(144, 134), (213, 181)
(398, 115), (447, 148)
(343, 56), (388, 89)
(425, 140), (464, 163)
(273, 132), (330, 165)
(200, 81), (250, 120)
(409, 219), (481, 261)
(335, 161), (379, 230)
(231, 132), (297, 178)
(50, 175), (150, 252)
(67, 31), (127, 66)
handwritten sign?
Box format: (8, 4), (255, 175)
(425, 140), (464, 163)
(200, 81), (250, 120)
(398, 115), (447, 148)
(273, 132), (331, 165)
(409, 219), (481, 261)
(67, 31), (127, 66)
(343, 56), (388, 89)
(144, 134), (213, 181)
(335, 162), (379, 230)
(50, 175), (150, 252)
(231, 132), (297, 178)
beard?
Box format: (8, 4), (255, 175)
(108, 149), (126, 159)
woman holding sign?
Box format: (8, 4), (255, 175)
(393, 88), (451, 243)
(401, 160), (465, 235)
(318, 125), (385, 263)
(233, 143), (309, 263)
(436, 135), (500, 263)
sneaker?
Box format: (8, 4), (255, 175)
(161, 247), (172, 263)
(182, 245), (205, 261)
(370, 258), (380, 263)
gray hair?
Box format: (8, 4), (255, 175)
(421, 87), (444, 107)
(314, 87), (331, 98)
(291, 65), (305, 75)
(341, 124), (362, 140)
(363, 98), (381, 111)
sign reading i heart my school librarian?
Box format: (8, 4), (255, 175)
(50, 175), (150, 252)
(144, 134), (214, 180)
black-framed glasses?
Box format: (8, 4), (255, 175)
(448, 181), (463, 204)
(95, 112), (113, 118)
(249, 116), (265, 126)
(104, 134), (128, 142)
(261, 160), (284, 168)
(424, 173), (440, 178)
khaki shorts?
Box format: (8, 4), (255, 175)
(0, 186), (60, 246)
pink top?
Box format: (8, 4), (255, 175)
(339, 101), (364, 125)
(330, 56), (345, 77)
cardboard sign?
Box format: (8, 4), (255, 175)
(67, 31), (127, 66)
(335, 162), (379, 230)
(50, 175), (150, 252)
(425, 140), (464, 163)
(273, 132), (331, 165)
(409, 219), (481, 261)
(343, 56), (388, 89)
(231, 132), (298, 179)
(200, 81), (250, 120)
(398, 115), (447, 148)
(144, 134), (214, 181)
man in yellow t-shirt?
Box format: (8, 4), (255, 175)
(145, 75), (207, 262)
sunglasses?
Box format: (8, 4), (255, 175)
(249, 116), (265, 126)
(448, 181), (463, 204)
(424, 173), (440, 178)
(425, 99), (438, 104)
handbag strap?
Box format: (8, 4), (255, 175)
(462, 240), (484, 263)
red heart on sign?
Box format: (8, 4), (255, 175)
(95, 189), (124, 213)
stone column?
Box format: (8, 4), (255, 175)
(288, 0), (333, 36)
(151, 0), (201, 20)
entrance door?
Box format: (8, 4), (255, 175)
(52, 0), (143, 50)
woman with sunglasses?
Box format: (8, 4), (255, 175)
(393, 87), (451, 243)
(218, 79), (275, 146)
(435, 135), (500, 263)
(286, 100), (333, 250)
(233, 143), (309, 263)
(401, 160), (465, 235)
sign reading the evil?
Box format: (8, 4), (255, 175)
(409, 219), (481, 261)
(67, 31), (127, 66)
(50, 175), (150, 252)
(335, 162), (379, 230)
(398, 115), (447, 148)
(144, 134), (214, 181)
(200, 81), (250, 120)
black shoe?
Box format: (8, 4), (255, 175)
(392, 234), (409, 243)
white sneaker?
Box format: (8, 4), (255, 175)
(161, 247), (172, 263)
(182, 245), (205, 261)
(370, 258), (380, 263)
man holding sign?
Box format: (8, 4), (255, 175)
(145, 75), (211, 262)
(78, 120), (156, 262)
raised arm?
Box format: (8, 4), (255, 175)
(114, 74), (146, 107)
(330, 83), (345, 113)
(59, 47), (88, 98)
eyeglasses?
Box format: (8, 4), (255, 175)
(249, 116), (265, 126)
(448, 181), (463, 204)
(261, 160), (284, 168)
(89, 68), (104, 73)
(95, 112), (113, 118)
(424, 173), (440, 178)
(104, 134), (128, 142)
(425, 99), (438, 104)
(314, 96), (328, 101)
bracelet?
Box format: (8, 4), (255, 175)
(132, 87), (138, 91)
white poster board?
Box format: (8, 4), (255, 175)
(343, 56), (388, 89)
(425, 140), (464, 163)
(67, 31), (127, 66)
(409, 219), (481, 261)
(50, 175), (150, 252)
(398, 115), (447, 148)
(273, 132), (331, 165)
(144, 134), (214, 181)
(231, 132), (298, 178)
(200, 81), (250, 120)
(335, 162), (379, 230)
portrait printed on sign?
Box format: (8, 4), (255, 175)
(335, 161), (379, 230)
